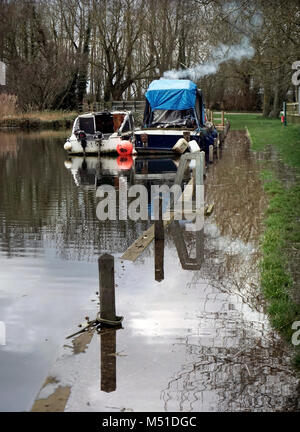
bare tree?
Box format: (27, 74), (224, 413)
(1, 0), (299, 112)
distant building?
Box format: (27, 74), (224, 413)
(0, 61), (6, 86)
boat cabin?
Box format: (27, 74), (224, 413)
(72, 111), (134, 138)
(143, 79), (205, 129)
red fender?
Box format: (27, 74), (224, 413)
(116, 140), (133, 156)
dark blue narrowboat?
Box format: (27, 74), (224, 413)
(134, 79), (218, 157)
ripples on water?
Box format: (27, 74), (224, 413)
(0, 131), (150, 261)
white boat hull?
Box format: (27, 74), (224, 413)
(64, 133), (126, 154)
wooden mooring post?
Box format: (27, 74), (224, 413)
(98, 253), (123, 326)
(98, 254), (116, 322)
(98, 253), (123, 393)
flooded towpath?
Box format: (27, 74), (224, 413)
(0, 130), (299, 411)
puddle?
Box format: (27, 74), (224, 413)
(0, 130), (299, 412)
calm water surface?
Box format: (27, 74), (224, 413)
(0, 130), (299, 412)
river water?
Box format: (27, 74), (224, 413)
(0, 129), (299, 412)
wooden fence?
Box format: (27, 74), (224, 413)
(78, 100), (145, 113)
(206, 109), (225, 129)
(286, 102), (300, 124)
(286, 102), (300, 115)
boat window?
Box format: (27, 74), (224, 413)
(73, 118), (79, 132)
(95, 113), (114, 133)
(79, 117), (95, 134)
(120, 117), (130, 133)
(151, 109), (196, 128)
(143, 99), (152, 126)
(113, 113), (125, 131)
(129, 114), (134, 129)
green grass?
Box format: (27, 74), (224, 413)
(226, 114), (300, 369)
(226, 114), (300, 167)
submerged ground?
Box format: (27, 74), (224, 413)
(227, 115), (300, 367)
(0, 127), (299, 412)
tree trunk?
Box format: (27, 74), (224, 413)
(263, 76), (272, 117)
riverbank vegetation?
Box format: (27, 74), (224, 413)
(227, 114), (300, 368)
(0, 110), (76, 129)
(0, 93), (17, 117)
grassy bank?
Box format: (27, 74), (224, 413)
(0, 111), (77, 130)
(226, 113), (300, 369)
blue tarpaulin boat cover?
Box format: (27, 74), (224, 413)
(145, 79), (197, 111)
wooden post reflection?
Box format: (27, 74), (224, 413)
(170, 221), (204, 270)
(155, 239), (164, 282)
(154, 194), (164, 282)
(100, 329), (117, 393)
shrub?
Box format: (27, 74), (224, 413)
(0, 94), (18, 118)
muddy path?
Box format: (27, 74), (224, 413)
(33, 130), (299, 412)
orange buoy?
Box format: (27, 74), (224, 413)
(116, 140), (133, 156)
(117, 155), (133, 170)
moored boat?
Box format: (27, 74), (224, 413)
(134, 79), (218, 157)
(64, 110), (136, 155)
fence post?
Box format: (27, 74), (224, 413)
(209, 144), (214, 163)
(283, 101), (287, 126)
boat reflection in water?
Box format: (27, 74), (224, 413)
(64, 155), (134, 188)
(64, 155), (203, 253)
(64, 154), (181, 188)
(64, 155), (204, 272)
